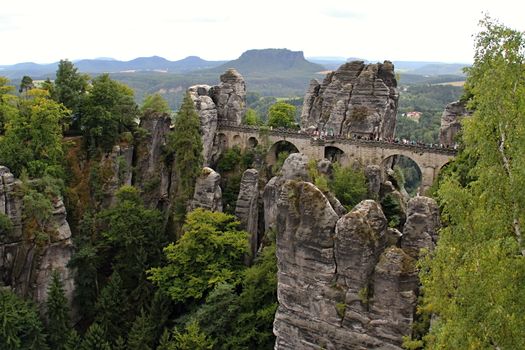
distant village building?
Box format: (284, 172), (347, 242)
(405, 111), (422, 122)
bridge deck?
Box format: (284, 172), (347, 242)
(216, 122), (457, 156)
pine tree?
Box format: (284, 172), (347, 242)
(79, 323), (111, 350)
(156, 329), (171, 350)
(45, 270), (73, 350)
(113, 336), (127, 350)
(64, 329), (81, 350)
(95, 272), (126, 342)
(167, 92), (203, 233)
(127, 309), (154, 350)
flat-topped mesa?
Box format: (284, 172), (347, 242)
(301, 60), (399, 140)
(188, 69), (247, 165)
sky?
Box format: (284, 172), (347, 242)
(1, 0), (524, 65)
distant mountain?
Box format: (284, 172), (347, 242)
(210, 49), (324, 76)
(0, 56), (226, 79)
(409, 63), (467, 76)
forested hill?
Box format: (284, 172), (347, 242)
(209, 49), (324, 75)
(0, 56), (227, 78)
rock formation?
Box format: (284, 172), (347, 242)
(439, 100), (470, 147)
(0, 166), (74, 307)
(98, 143), (134, 208)
(188, 69), (247, 165)
(211, 68), (247, 125)
(188, 85), (219, 166)
(301, 61), (399, 140)
(401, 196), (440, 259)
(271, 154), (440, 349)
(365, 165), (382, 200)
(134, 111), (172, 209)
(235, 169), (259, 258)
(190, 167), (223, 212)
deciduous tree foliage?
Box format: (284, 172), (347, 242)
(82, 74), (138, 154)
(0, 89), (69, 178)
(421, 17), (525, 349)
(267, 101), (297, 129)
(148, 209), (249, 304)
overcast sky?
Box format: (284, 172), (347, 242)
(1, 0), (523, 65)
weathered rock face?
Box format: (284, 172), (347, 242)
(134, 111), (172, 209)
(235, 169), (259, 258)
(211, 68), (247, 125)
(263, 153), (310, 233)
(99, 144), (134, 209)
(0, 166), (74, 307)
(439, 100), (470, 147)
(272, 161), (440, 348)
(301, 61), (399, 140)
(189, 69), (246, 165)
(365, 164), (382, 200)
(188, 85), (219, 166)
(190, 167), (223, 212)
(401, 196), (440, 259)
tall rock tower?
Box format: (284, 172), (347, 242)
(301, 61), (398, 140)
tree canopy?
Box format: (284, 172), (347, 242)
(420, 16), (525, 349)
(267, 101), (297, 129)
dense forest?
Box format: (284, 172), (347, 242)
(1, 16), (524, 350)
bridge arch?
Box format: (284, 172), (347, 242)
(216, 132), (228, 152)
(381, 154), (422, 196)
(247, 136), (258, 149)
(267, 140), (299, 165)
(324, 146), (345, 163)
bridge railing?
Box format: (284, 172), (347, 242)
(216, 121), (457, 156)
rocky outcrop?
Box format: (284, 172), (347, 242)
(301, 61), (399, 140)
(188, 69), (246, 165)
(134, 111), (172, 209)
(439, 100), (470, 147)
(235, 169), (259, 258)
(365, 165), (382, 200)
(188, 85), (219, 166)
(401, 196), (440, 259)
(211, 68), (247, 125)
(271, 155), (440, 349)
(263, 153), (310, 233)
(0, 166), (74, 307)
(99, 144), (134, 208)
(190, 167), (223, 212)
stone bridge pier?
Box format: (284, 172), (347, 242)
(215, 124), (455, 194)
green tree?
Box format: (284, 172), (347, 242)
(0, 289), (48, 350)
(54, 59), (89, 118)
(267, 101), (296, 129)
(166, 93), (203, 232)
(0, 77), (18, 134)
(0, 89), (69, 178)
(141, 93), (171, 114)
(45, 270), (73, 350)
(78, 323), (111, 350)
(127, 309), (154, 350)
(82, 74), (138, 153)
(243, 108), (262, 126)
(171, 321), (214, 350)
(98, 185), (164, 307)
(329, 163), (367, 209)
(148, 209), (248, 304)
(95, 272), (126, 342)
(421, 17), (525, 349)
(19, 76), (34, 94)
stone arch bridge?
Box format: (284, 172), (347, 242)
(216, 122), (456, 193)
